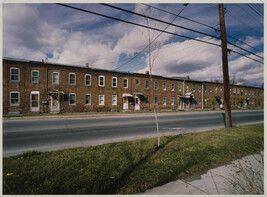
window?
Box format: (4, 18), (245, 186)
(85, 74), (91, 86)
(171, 96), (175, 106)
(233, 88), (236, 95)
(145, 80), (149, 89)
(163, 96), (167, 105)
(179, 83), (182, 92)
(171, 83), (175, 91)
(199, 85), (202, 93)
(241, 89), (243, 95)
(10, 91), (20, 106)
(99, 95), (105, 105)
(85, 94), (91, 105)
(192, 84), (195, 92)
(154, 96), (158, 105)
(135, 79), (139, 87)
(204, 85), (207, 93)
(154, 81), (158, 90)
(163, 82), (167, 91)
(52, 72), (59, 84)
(99, 76), (105, 87)
(69, 73), (76, 85)
(198, 98), (201, 105)
(112, 95), (117, 105)
(230, 88), (232, 95)
(145, 96), (149, 105)
(220, 87), (223, 94)
(237, 89), (240, 95)
(210, 86), (212, 93)
(69, 93), (76, 105)
(245, 90), (247, 96)
(10, 67), (20, 82)
(112, 77), (117, 88)
(123, 78), (128, 88)
(31, 70), (39, 83)
(186, 84), (189, 92)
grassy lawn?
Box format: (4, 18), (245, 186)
(3, 124), (264, 194)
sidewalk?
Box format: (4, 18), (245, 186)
(3, 109), (262, 120)
(141, 151), (264, 195)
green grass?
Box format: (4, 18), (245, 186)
(3, 124), (264, 194)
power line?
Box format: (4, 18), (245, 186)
(142, 3), (263, 54)
(100, 3), (221, 40)
(237, 4), (262, 26)
(247, 4), (263, 17)
(101, 3), (263, 60)
(116, 3), (189, 70)
(55, 3), (263, 65)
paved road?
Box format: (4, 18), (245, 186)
(3, 110), (263, 157)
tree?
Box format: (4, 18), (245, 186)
(208, 96), (216, 109)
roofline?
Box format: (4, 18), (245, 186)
(3, 57), (263, 89)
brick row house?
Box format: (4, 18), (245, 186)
(3, 58), (264, 115)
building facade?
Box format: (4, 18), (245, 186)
(3, 58), (264, 115)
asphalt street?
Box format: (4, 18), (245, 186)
(3, 110), (264, 157)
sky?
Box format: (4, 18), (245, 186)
(3, 3), (264, 87)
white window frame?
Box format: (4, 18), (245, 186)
(112, 95), (117, 106)
(99, 94), (105, 105)
(192, 84), (195, 92)
(85, 94), (91, 105)
(69, 73), (76, 85)
(145, 96), (149, 105)
(112, 77), (117, 88)
(85, 74), (91, 86)
(163, 82), (167, 91)
(10, 67), (20, 82)
(154, 96), (158, 105)
(123, 78), (128, 88)
(69, 93), (76, 105)
(171, 83), (175, 92)
(52, 72), (59, 84)
(135, 79), (139, 87)
(99, 76), (105, 87)
(154, 81), (158, 90)
(163, 96), (167, 105)
(10, 91), (20, 106)
(171, 96), (175, 106)
(145, 80), (149, 89)
(31, 70), (39, 83)
(179, 83), (182, 92)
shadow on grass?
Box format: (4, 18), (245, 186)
(101, 135), (181, 194)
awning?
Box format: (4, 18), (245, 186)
(48, 90), (65, 95)
(122, 93), (133, 97)
(134, 92), (143, 96)
(178, 92), (194, 99)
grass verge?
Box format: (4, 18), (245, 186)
(3, 123), (264, 194)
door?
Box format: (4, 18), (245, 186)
(135, 96), (140, 111)
(51, 95), (60, 112)
(123, 97), (128, 110)
(30, 91), (40, 112)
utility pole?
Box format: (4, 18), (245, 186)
(219, 4), (232, 128)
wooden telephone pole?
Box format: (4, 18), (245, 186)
(219, 4), (232, 128)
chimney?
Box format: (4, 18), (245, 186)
(186, 76), (190, 79)
(145, 70), (149, 75)
(85, 63), (89, 68)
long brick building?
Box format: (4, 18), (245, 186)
(3, 58), (264, 115)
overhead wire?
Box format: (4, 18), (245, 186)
(142, 3), (263, 55)
(55, 3), (263, 67)
(115, 3), (189, 70)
